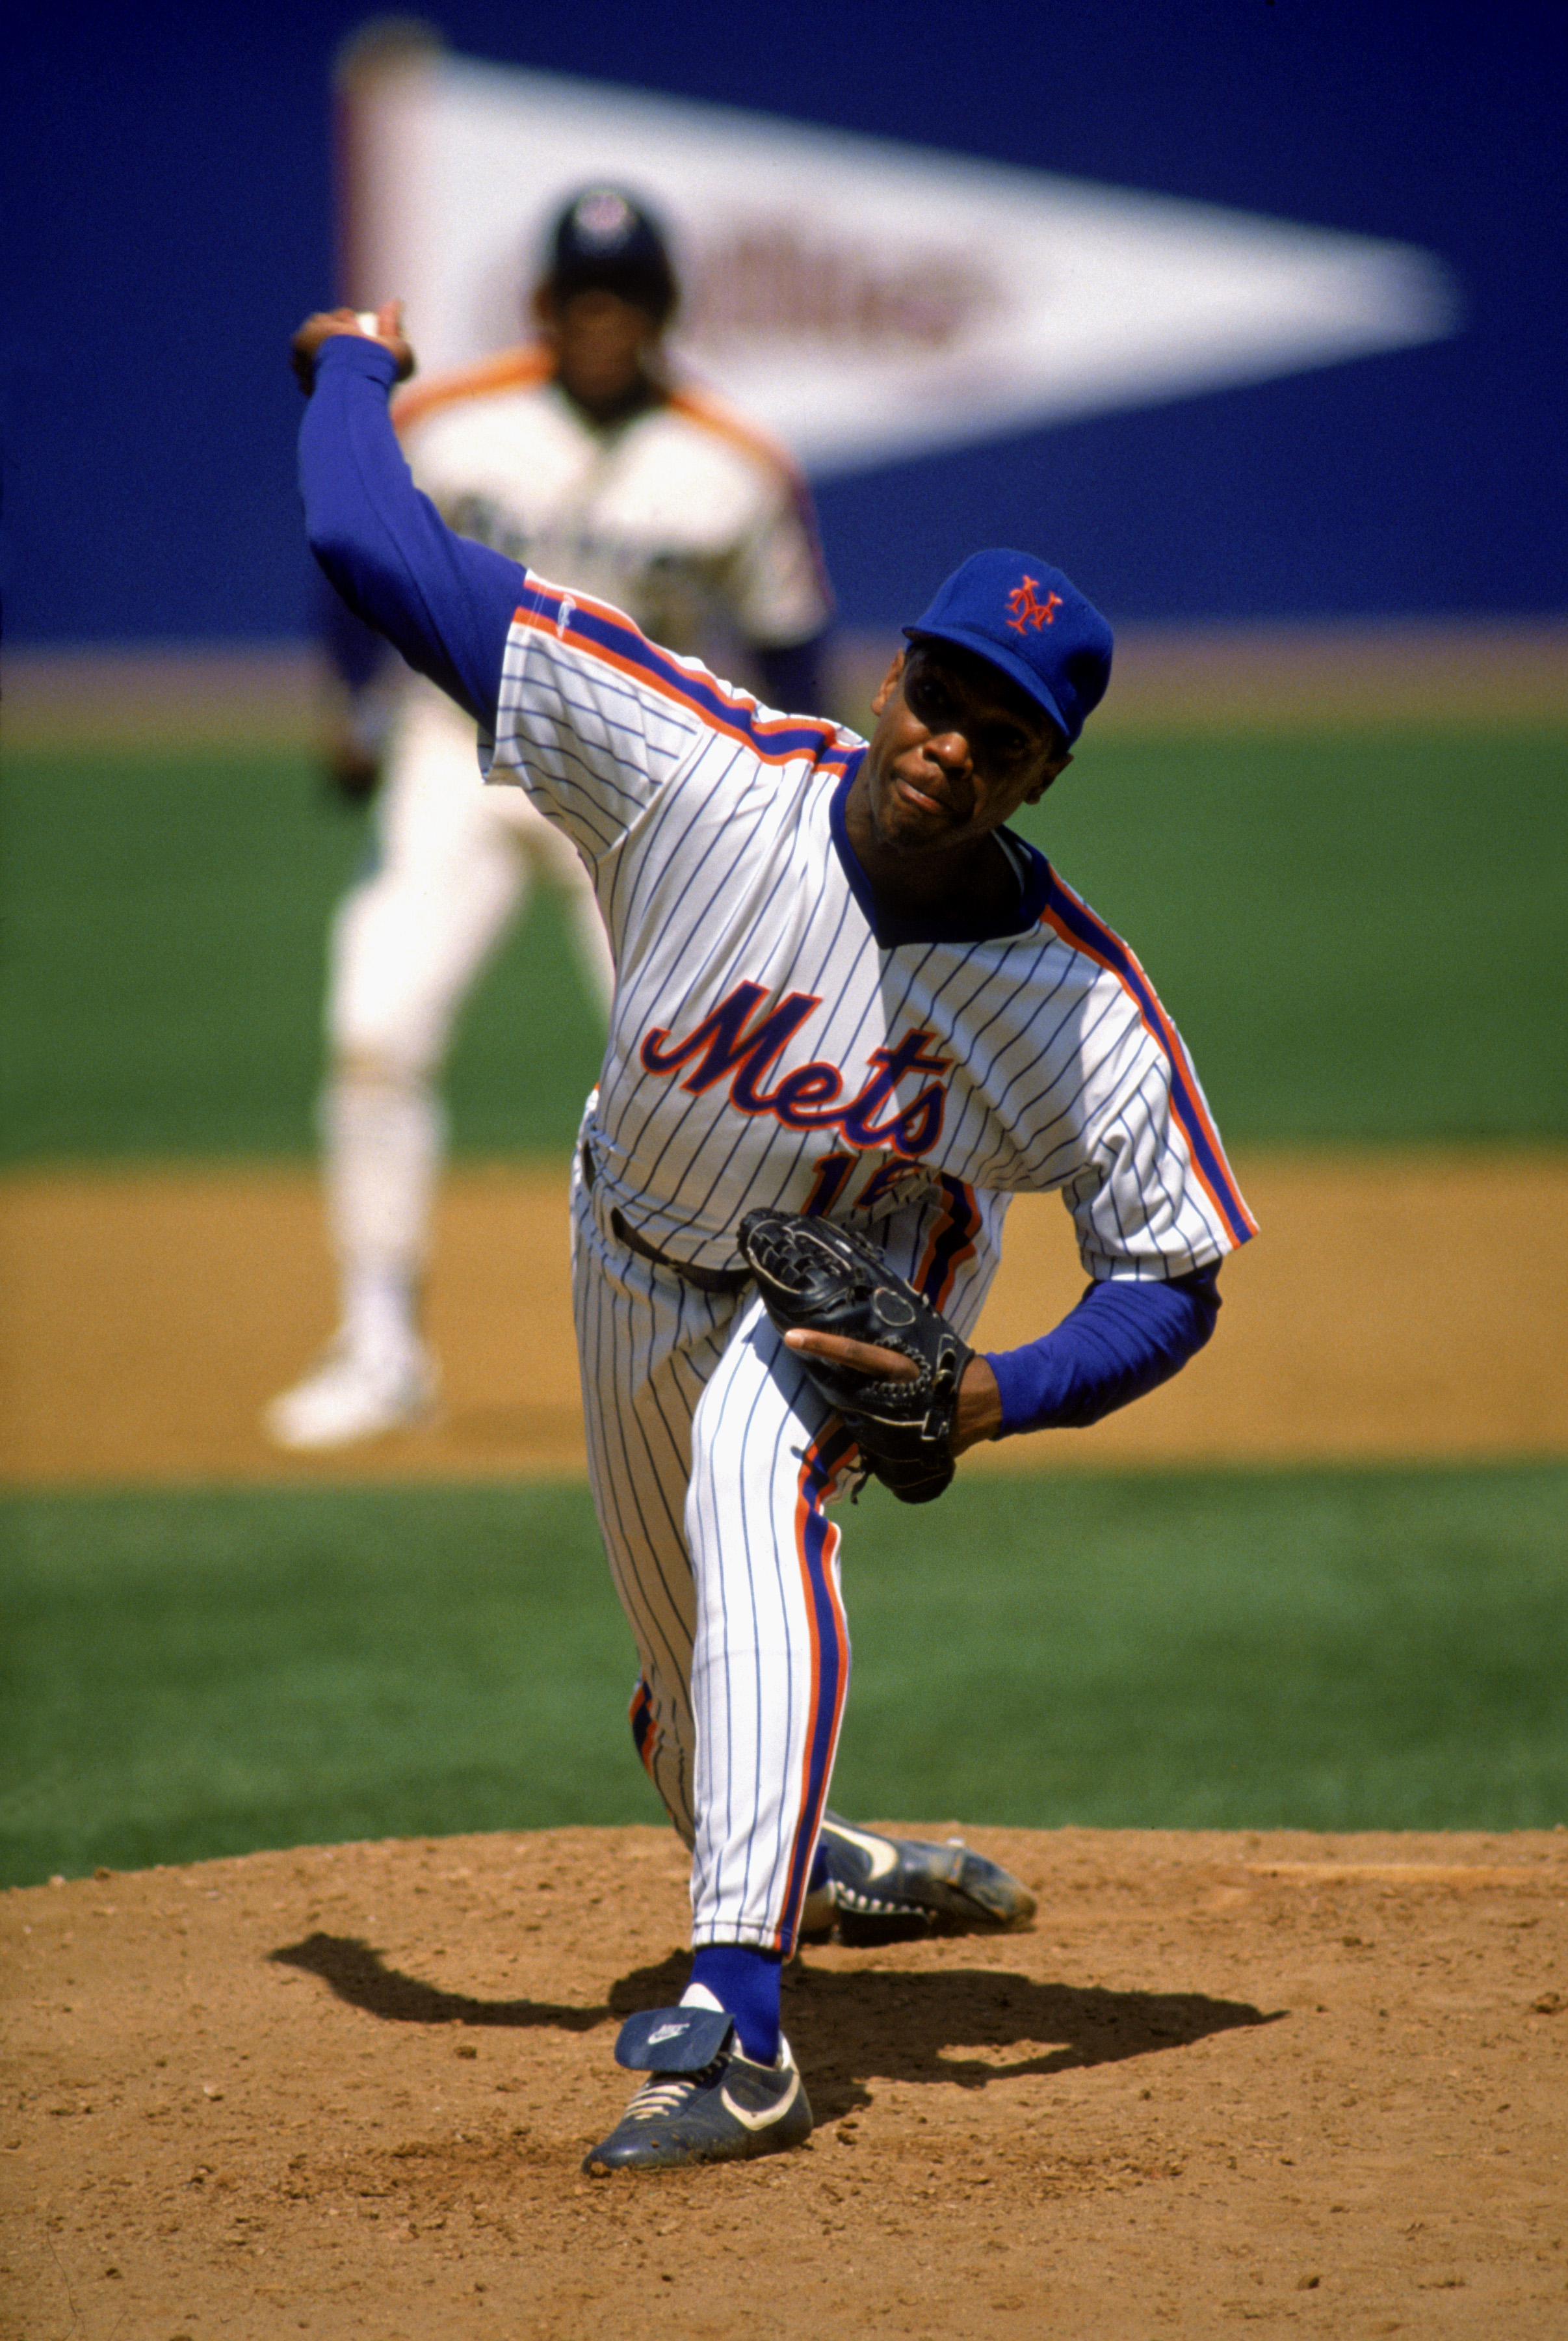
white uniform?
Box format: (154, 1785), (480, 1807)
(335, 348), (831, 1094)
(488, 574), (1256, 1955)
(275, 350), (833, 1448)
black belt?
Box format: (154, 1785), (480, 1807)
(582, 1144), (753, 1297)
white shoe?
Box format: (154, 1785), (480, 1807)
(263, 1339), (437, 1451)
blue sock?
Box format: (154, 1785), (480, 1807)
(688, 1944), (782, 2065)
(809, 1840), (831, 1892)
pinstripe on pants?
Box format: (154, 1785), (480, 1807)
(570, 1146), (857, 1955)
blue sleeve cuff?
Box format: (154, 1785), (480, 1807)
(984, 1266), (1222, 1436)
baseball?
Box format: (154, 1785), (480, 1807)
(354, 311), (382, 337)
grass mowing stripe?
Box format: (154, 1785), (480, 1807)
(831, 1462), (1568, 1832)
(4, 729), (1565, 1158)
(3, 1464), (1564, 1886)
(0, 1485), (651, 1886)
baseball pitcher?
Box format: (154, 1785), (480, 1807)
(290, 302), (1255, 2173)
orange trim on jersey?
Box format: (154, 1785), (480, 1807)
(395, 356), (791, 477)
(1038, 882), (1258, 1245)
(391, 357), (831, 611)
(665, 387), (833, 607)
(391, 343), (556, 436)
(628, 1676), (660, 1780)
(509, 588), (848, 771)
(774, 1431), (852, 1953)
(664, 386), (807, 490)
(914, 1177), (982, 1313)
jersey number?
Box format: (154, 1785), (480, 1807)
(800, 1152), (911, 1218)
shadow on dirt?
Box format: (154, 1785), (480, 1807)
(270, 1932), (608, 2032)
(271, 1935), (1284, 2126)
(611, 1950), (1286, 2122)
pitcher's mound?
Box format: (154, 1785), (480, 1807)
(6, 1825), (1566, 2337)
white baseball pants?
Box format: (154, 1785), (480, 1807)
(321, 687), (614, 1275)
(570, 1144), (860, 1957)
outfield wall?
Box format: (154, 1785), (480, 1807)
(8, 624), (1568, 754)
(4, 1), (1563, 642)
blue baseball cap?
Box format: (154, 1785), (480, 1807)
(904, 550), (1114, 748)
(545, 187), (678, 323)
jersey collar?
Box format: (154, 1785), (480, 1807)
(828, 760), (1052, 948)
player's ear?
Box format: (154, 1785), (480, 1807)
(870, 650), (906, 717)
(532, 283), (559, 334)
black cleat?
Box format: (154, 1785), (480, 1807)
(582, 2004), (813, 2173)
(807, 1812), (1037, 1945)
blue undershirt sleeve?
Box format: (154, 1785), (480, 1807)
(984, 1265), (1222, 1436)
(319, 574), (396, 699)
(298, 336), (522, 732)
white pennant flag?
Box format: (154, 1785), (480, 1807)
(342, 39), (1458, 477)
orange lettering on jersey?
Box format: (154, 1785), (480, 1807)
(1006, 577), (1062, 633)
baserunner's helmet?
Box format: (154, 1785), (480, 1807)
(543, 187), (679, 326)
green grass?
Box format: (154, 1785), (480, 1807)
(0, 747), (606, 1161)
(4, 1466), (1564, 1887)
(3, 728), (1565, 1161)
(832, 1461), (1568, 1832)
(1014, 725), (1568, 1143)
(0, 1484), (641, 1888)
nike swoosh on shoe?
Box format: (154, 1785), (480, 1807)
(720, 2068), (802, 2131)
(823, 1819), (900, 1878)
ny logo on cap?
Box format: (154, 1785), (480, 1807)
(1006, 576), (1062, 633)
(573, 189), (635, 247)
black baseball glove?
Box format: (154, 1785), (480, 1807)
(738, 1208), (973, 1504)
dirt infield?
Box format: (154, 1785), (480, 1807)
(3, 1150), (1565, 1485)
(7, 1150), (1567, 2334)
(5, 1825), (1567, 2338)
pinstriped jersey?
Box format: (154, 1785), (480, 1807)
(487, 572), (1255, 1321)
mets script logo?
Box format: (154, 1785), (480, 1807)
(1006, 575), (1062, 633)
(640, 983), (950, 1157)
